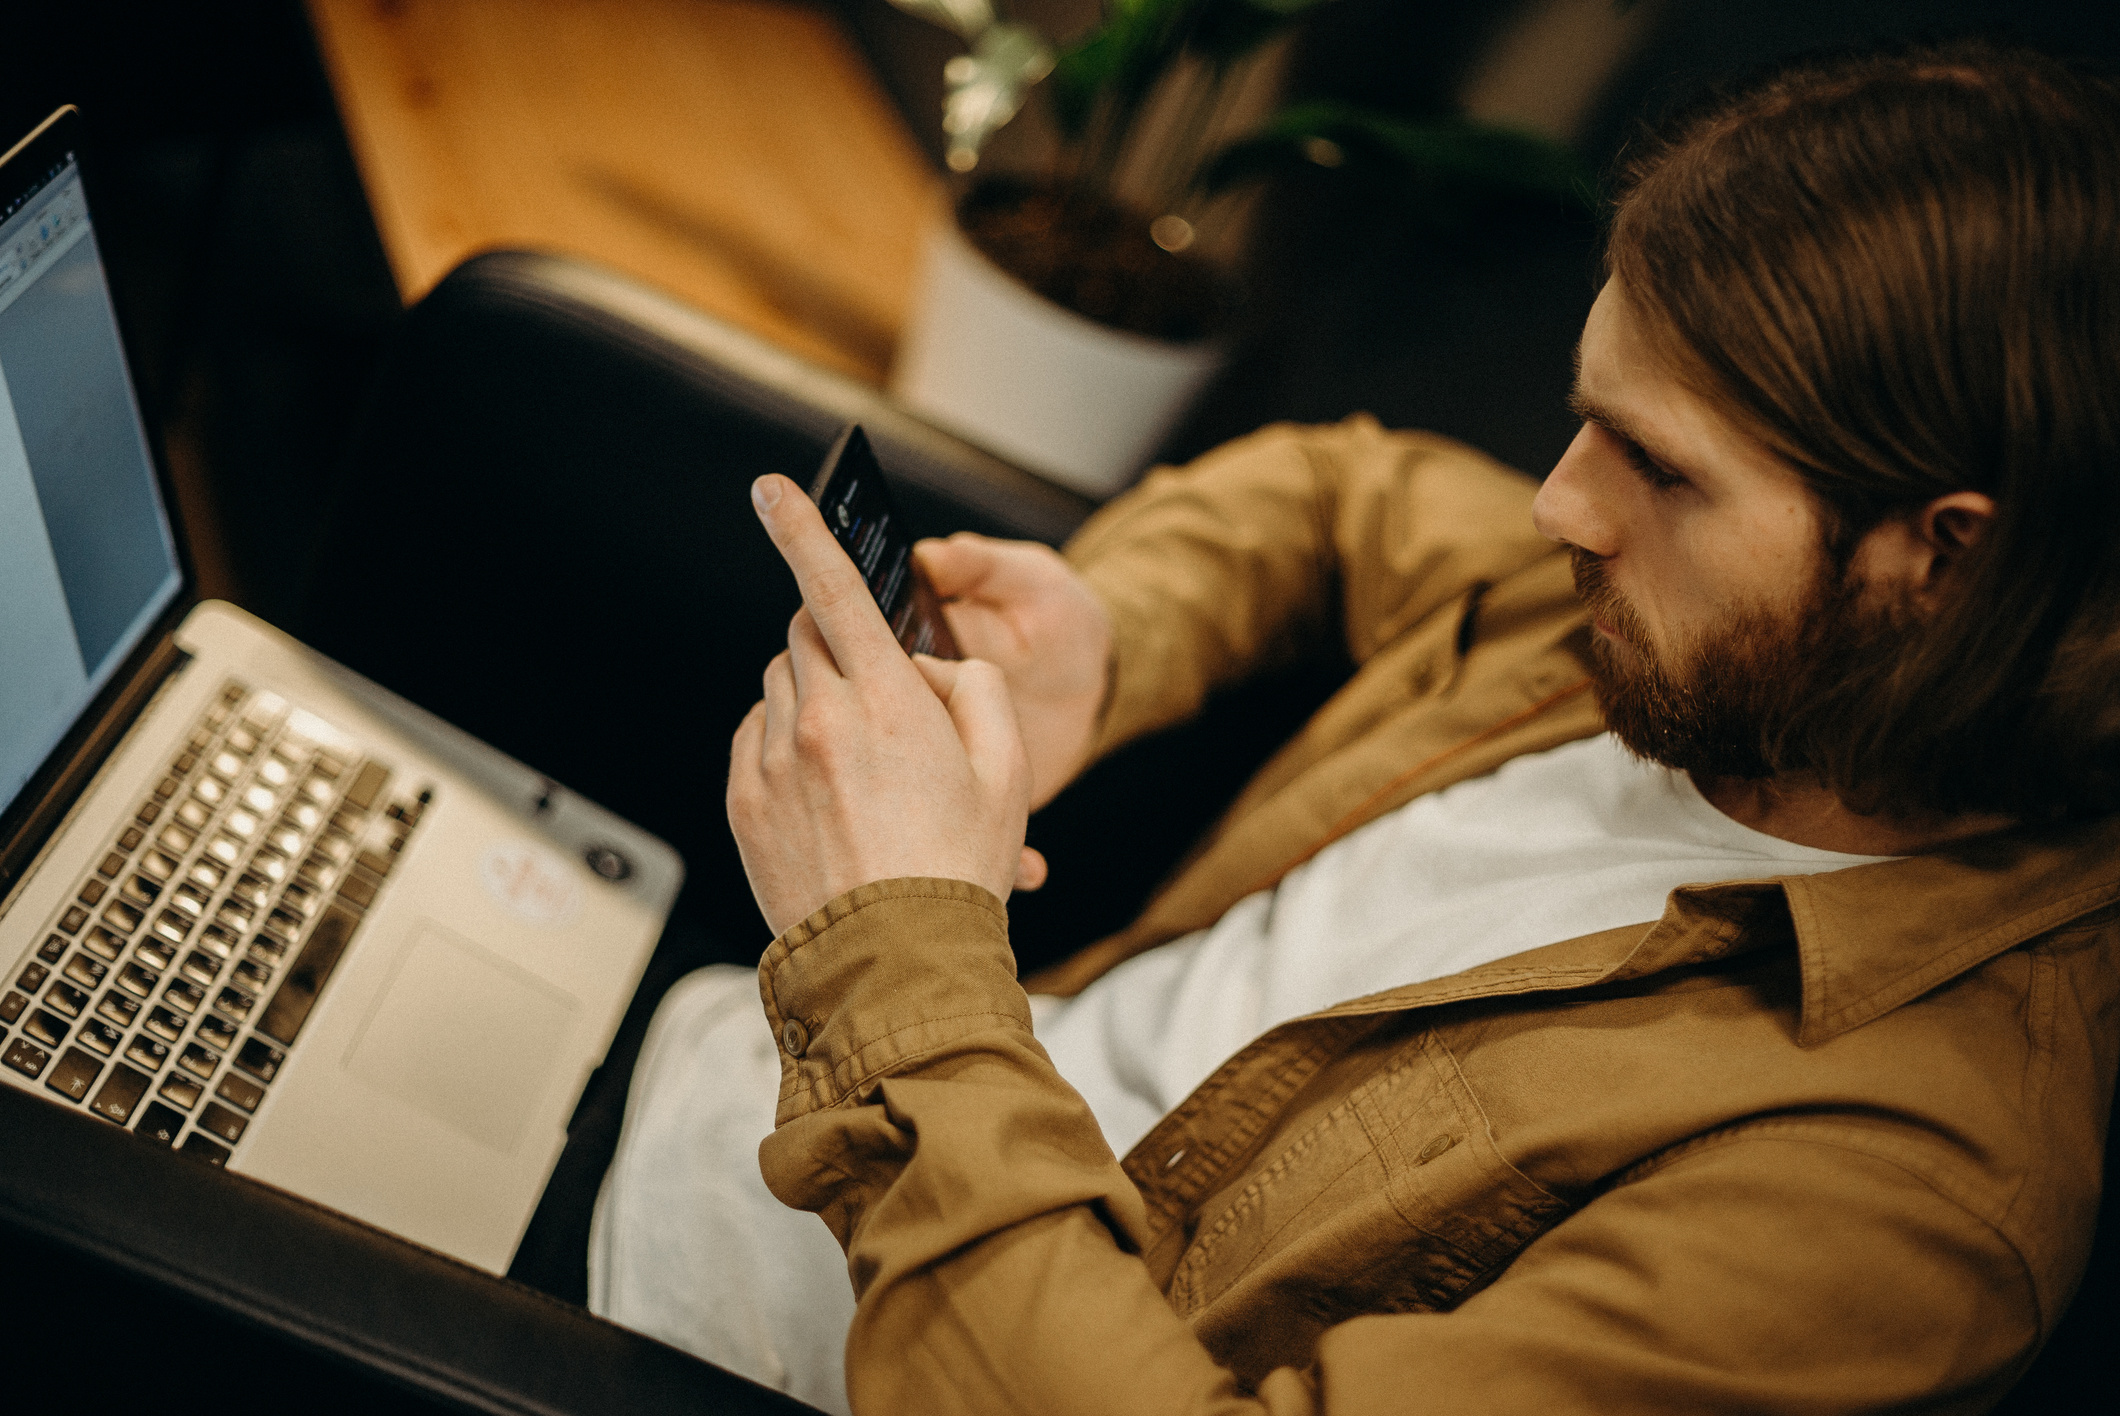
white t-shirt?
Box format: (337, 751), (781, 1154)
(1030, 732), (1894, 1157)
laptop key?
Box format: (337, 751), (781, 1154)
(97, 852), (127, 878)
(215, 1071), (265, 1112)
(180, 1133), (231, 1168)
(77, 878), (108, 905)
(235, 1037), (284, 1083)
(102, 900), (145, 933)
(152, 776), (179, 801)
(163, 980), (205, 1015)
(16, 963), (50, 992)
(45, 1046), (102, 1102)
(174, 799), (209, 830)
(135, 800), (164, 827)
(158, 1073), (202, 1110)
(144, 1007), (186, 1043)
(343, 762), (389, 811)
(152, 910), (195, 947)
(233, 959), (272, 992)
(0, 991), (26, 1025)
(118, 826), (145, 851)
(178, 1043), (220, 1081)
(89, 1063), (153, 1124)
(4, 1037), (52, 1079)
(24, 1008), (69, 1048)
(135, 1101), (185, 1146)
(63, 955), (108, 990)
(96, 991), (140, 1027)
(57, 906), (89, 934)
(195, 1015), (237, 1051)
(336, 874), (378, 910)
(256, 904), (358, 1047)
(197, 1101), (248, 1146)
(181, 952), (222, 987)
(37, 934), (67, 963)
(126, 1034), (170, 1071)
(135, 937), (177, 971)
(82, 926), (125, 962)
(43, 981), (87, 1019)
(197, 924), (239, 959)
(77, 1020), (120, 1056)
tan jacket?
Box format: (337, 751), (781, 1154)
(757, 418), (2120, 1414)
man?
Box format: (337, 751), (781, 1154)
(593, 38), (2119, 1414)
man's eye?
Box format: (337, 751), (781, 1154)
(1624, 442), (1685, 490)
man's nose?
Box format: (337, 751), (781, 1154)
(1532, 424), (1620, 557)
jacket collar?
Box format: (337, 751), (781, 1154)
(1317, 813), (2120, 1045)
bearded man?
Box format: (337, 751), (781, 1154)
(591, 37), (2119, 1415)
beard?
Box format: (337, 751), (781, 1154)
(1569, 546), (1906, 783)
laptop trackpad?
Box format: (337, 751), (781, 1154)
(343, 921), (580, 1154)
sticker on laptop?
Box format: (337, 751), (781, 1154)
(479, 841), (581, 925)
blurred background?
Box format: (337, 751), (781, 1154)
(3, 0), (2116, 629)
(0, 0), (2111, 623)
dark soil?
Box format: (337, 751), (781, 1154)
(957, 176), (1231, 344)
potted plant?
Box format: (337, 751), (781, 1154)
(884, 0), (1590, 496)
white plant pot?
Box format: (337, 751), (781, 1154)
(890, 215), (1226, 499)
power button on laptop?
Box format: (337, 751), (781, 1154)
(584, 846), (632, 882)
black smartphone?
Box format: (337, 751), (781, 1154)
(807, 424), (961, 659)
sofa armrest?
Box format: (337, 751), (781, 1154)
(0, 1083), (814, 1413)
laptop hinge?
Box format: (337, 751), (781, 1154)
(0, 635), (194, 911)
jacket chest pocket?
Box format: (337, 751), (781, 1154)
(1171, 1030), (1568, 1374)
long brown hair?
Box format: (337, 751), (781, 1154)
(1605, 39), (2120, 820)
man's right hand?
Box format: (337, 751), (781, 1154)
(916, 533), (1113, 809)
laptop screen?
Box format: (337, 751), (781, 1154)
(0, 153), (183, 820)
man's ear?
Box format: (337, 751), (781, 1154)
(1857, 490), (1997, 611)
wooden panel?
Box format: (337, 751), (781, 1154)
(308, 0), (942, 382)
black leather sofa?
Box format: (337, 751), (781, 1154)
(4, 250), (2110, 1412)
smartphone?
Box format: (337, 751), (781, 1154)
(808, 424), (961, 659)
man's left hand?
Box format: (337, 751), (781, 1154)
(728, 474), (1040, 938)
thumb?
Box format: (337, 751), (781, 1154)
(913, 533), (999, 599)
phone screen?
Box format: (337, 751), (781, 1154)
(808, 425), (961, 659)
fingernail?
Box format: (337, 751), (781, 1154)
(751, 476), (781, 512)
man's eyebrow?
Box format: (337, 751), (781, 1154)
(1567, 386), (1671, 464)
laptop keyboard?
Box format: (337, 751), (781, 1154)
(1, 679), (427, 1165)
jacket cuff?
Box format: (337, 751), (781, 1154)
(757, 877), (1029, 1126)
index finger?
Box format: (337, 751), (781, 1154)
(750, 473), (901, 675)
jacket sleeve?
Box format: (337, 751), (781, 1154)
(757, 882), (2042, 1416)
(1064, 416), (1554, 760)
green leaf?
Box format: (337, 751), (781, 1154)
(1050, 0), (1199, 140)
(1200, 101), (1598, 219)
(1186, 0), (1338, 66)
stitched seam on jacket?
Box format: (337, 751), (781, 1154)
(1605, 1124), (2048, 1337)
(1811, 877), (2120, 1030)
(785, 1010), (1036, 1111)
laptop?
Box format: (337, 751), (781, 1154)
(0, 108), (680, 1274)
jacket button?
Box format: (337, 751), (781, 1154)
(780, 1018), (809, 1057)
(1416, 1134), (1459, 1164)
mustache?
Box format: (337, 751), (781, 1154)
(1568, 547), (1652, 654)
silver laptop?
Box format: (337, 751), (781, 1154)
(0, 108), (680, 1274)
